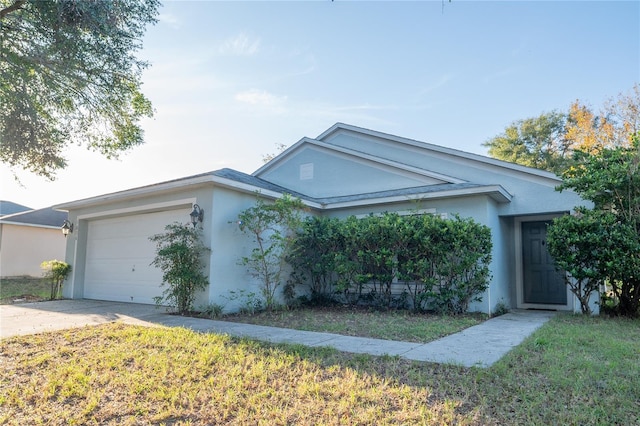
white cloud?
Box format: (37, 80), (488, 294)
(235, 89), (287, 107)
(219, 33), (261, 56)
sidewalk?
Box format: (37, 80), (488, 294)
(154, 309), (556, 367)
(1, 300), (555, 368)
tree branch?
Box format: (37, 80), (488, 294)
(0, 0), (26, 20)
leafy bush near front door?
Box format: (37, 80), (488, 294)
(288, 212), (492, 314)
(150, 223), (209, 314)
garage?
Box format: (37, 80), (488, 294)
(84, 208), (191, 304)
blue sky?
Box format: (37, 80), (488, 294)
(2, 0), (639, 209)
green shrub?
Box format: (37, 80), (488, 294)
(236, 194), (306, 310)
(40, 260), (71, 300)
(149, 223), (209, 314)
(288, 212), (493, 314)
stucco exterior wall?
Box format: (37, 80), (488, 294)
(258, 145), (442, 198)
(208, 188), (268, 312)
(322, 131), (586, 217)
(0, 224), (66, 277)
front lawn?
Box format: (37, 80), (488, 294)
(1, 314), (638, 425)
(222, 306), (487, 343)
(0, 277), (49, 304)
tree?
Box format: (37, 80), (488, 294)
(261, 143), (288, 163)
(150, 223), (210, 314)
(483, 111), (570, 174)
(565, 84), (640, 154)
(236, 194), (306, 310)
(549, 133), (640, 317)
(485, 85), (640, 174)
(0, 0), (159, 179)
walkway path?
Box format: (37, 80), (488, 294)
(1, 300), (555, 368)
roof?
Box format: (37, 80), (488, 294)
(0, 207), (68, 228)
(317, 123), (561, 180)
(54, 166), (512, 212)
(0, 201), (31, 217)
(55, 123), (534, 211)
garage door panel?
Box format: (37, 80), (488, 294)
(84, 208), (190, 304)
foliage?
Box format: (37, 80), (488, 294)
(483, 111), (570, 174)
(222, 290), (263, 315)
(0, 0), (159, 179)
(485, 84), (640, 174)
(288, 212), (492, 314)
(565, 84), (640, 154)
(40, 260), (71, 299)
(547, 211), (609, 314)
(550, 133), (640, 316)
(198, 302), (225, 319)
(149, 223), (209, 314)
(287, 216), (343, 300)
(237, 194), (306, 310)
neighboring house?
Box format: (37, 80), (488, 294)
(54, 123), (592, 314)
(0, 205), (68, 277)
(0, 200), (31, 216)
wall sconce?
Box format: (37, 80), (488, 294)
(61, 219), (74, 237)
(190, 204), (204, 227)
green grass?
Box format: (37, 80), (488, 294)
(0, 277), (49, 303)
(223, 306), (487, 343)
(1, 313), (638, 425)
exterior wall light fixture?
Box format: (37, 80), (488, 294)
(61, 219), (74, 237)
(190, 204), (204, 227)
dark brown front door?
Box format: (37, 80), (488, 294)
(522, 221), (567, 305)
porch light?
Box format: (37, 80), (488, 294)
(190, 204), (204, 227)
(61, 220), (74, 237)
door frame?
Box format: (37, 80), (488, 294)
(515, 214), (573, 311)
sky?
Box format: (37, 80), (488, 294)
(2, 0), (639, 210)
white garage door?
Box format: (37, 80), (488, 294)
(84, 208), (191, 304)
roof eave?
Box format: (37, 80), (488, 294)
(53, 172), (324, 212)
(319, 185), (512, 210)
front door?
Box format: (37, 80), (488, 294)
(522, 221), (567, 305)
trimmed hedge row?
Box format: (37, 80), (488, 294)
(287, 212), (492, 314)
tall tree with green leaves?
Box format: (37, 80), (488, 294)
(483, 111), (570, 174)
(0, 0), (159, 179)
(485, 86), (640, 175)
(549, 132), (640, 317)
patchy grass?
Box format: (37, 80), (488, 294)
(222, 306), (487, 343)
(0, 277), (49, 304)
(1, 314), (638, 425)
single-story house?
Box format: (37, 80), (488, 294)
(54, 123), (592, 314)
(0, 204), (68, 277)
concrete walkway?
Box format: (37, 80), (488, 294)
(1, 300), (556, 368)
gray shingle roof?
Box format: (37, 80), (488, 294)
(0, 201), (31, 217)
(211, 169), (492, 205)
(0, 207), (68, 228)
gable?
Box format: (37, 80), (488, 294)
(255, 142), (451, 198)
(318, 123), (562, 188)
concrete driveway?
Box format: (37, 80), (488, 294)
(1, 299), (166, 338)
(1, 299), (556, 368)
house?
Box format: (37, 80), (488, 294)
(54, 123), (592, 314)
(0, 205), (68, 277)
